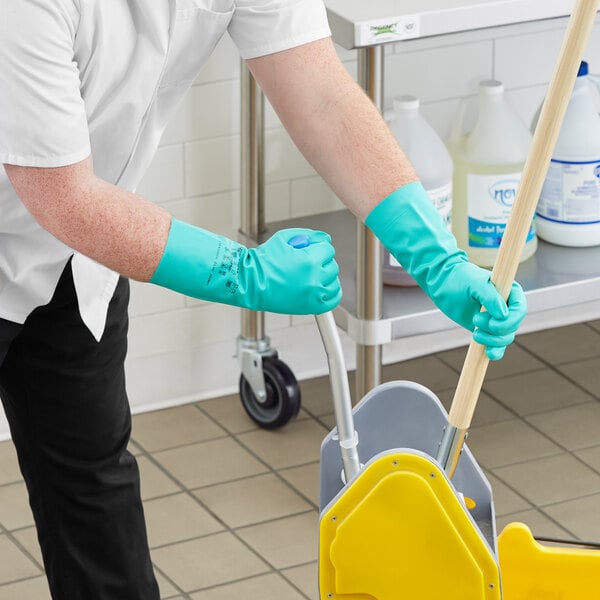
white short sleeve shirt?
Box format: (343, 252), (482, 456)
(0, 0), (331, 339)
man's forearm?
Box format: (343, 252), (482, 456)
(4, 157), (171, 281)
(247, 37), (418, 220)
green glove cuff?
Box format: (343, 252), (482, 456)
(150, 218), (245, 304)
(150, 219), (342, 315)
(365, 182), (466, 289)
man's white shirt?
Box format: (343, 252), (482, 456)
(0, 0), (330, 340)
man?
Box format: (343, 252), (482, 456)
(0, 1), (526, 598)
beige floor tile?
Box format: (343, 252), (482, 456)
(381, 355), (459, 392)
(128, 441), (143, 456)
(154, 569), (180, 599)
(151, 532), (269, 592)
(193, 473), (311, 528)
(438, 344), (544, 379)
(12, 527), (43, 568)
(463, 419), (562, 469)
(0, 576), (51, 600)
(282, 562), (318, 600)
(494, 453), (600, 506)
(190, 572), (306, 599)
(435, 389), (513, 428)
(319, 413), (336, 430)
(0, 442), (21, 486)
(518, 324), (600, 366)
(574, 445), (600, 472)
(496, 509), (571, 539)
(237, 419), (328, 470)
(0, 482), (34, 530)
(525, 402), (600, 451)
(132, 405), (227, 452)
(0, 536), (40, 584)
(299, 376), (335, 417)
(145, 492), (223, 548)
(543, 493), (600, 541)
(485, 472), (531, 517)
(154, 438), (268, 489)
(236, 511), (319, 570)
(588, 319), (600, 331)
(483, 369), (593, 416)
(279, 462), (320, 506)
(199, 394), (260, 435)
(558, 357), (600, 397)
(138, 456), (181, 501)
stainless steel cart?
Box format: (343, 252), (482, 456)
(237, 0), (600, 428)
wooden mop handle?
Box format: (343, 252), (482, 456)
(448, 0), (600, 434)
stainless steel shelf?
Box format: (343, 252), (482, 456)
(240, 1), (600, 398)
(325, 0), (581, 49)
(270, 210), (600, 345)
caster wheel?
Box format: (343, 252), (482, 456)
(239, 357), (301, 429)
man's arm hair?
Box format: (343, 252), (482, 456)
(246, 37), (419, 220)
(4, 157), (171, 281)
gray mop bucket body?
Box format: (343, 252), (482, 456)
(318, 368), (497, 556)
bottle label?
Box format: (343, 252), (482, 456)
(467, 172), (535, 248)
(429, 182), (453, 230)
(388, 182), (452, 268)
(537, 159), (600, 225)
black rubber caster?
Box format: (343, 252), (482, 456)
(239, 357), (301, 429)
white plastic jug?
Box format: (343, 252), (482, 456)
(384, 95), (454, 286)
(534, 61), (600, 247)
(449, 80), (536, 267)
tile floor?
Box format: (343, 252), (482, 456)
(1, 321), (600, 598)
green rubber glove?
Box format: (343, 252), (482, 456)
(150, 219), (342, 315)
(365, 182), (527, 360)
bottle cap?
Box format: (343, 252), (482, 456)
(578, 61), (589, 77)
(393, 95), (420, 114)
(479, 79), (504, 95)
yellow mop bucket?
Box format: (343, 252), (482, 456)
(316, 313), (501, 600)
(316, 1), (600, 597)
(498, 522), (600, 600)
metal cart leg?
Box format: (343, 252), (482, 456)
(237, 62), (301, 429)
(355, 46), (385, 399)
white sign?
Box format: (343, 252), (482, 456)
(355, 15), (420, 46)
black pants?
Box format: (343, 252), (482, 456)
(0, 263), (159, 599)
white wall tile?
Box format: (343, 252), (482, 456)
(384, 40), (493, 105)
(494, 29), (566, 89)
(265, 128), (316, 183)
(161, 81), (241, 146)
(185, 135), (240, 196)
(164, 191), (238, 236)
(129, 281), (185, 318)
(264, 180), (292, 223)
(136, 145), (185, 204)
(290, 176), (343, 218)
(128, 303), (241, 359)
(195, 34), (240, 85)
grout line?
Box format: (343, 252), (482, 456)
(133, 437), (288, 588)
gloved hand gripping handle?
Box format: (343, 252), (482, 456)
(439, 0), (600, 477)
(287, 235), (361, 484)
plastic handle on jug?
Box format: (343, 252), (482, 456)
(447, 97), (473, 147)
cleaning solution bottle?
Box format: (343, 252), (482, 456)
(384, 95), (454, 286)
(534, 61), (600, 246)
(449, 80), (536, 267)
